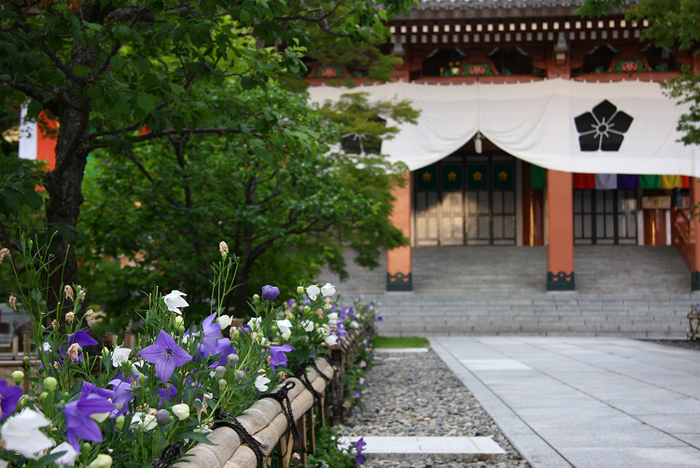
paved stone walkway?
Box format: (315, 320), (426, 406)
(431, 336), (700, 468)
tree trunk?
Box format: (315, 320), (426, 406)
(42, 40), (95, 322)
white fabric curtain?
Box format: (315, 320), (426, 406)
(307, 79), (700, 176)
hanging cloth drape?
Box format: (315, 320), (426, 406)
(307, 79), (700, 176)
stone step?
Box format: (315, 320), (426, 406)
(319, 245), (695, 336)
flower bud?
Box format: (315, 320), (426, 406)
(8, 295), (17, 311)
(23, 355), (30, 366)
(297, 286), (304, 295)
(304, 306), (311, 313)
(39, 391), (49, 402)
(138, 374), (147, 386)
(218, 379), (227, 392)
(172, 403), (190, 421)
(156, 409), (170, 426)
(43, 376), (57, 392)
(174, 316), (184, 328)
(82, 443), (92, 452)
(227, 354), (239, 367)
(116, 415), (125, 429)
(215, 366), (226, 379)
(219, 241), (229, 257)
(11, 371), (24, 385)
(235, 370), (246, 382)
(253, 294), (260, 303)
(89, 454), (112, 468)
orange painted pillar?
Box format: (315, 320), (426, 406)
(387, 173), (412, 291)
(691, 178), (700, 291)
(546, 169), (575, 291)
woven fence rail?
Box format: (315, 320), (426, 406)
(172, 358), (334, 468)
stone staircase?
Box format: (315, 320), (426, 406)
(319, 245), (696, 337)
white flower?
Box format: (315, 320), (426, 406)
(1, 408), (54, 459)
(217, 315), (232, 329)
(327, 313), (339, 326)
(0, 460), (8, 468)
(325, 334), (339, 347)
(131, 412), (157, 431)
(50, 442), (79, 466)
(89, 454), (113, 468)
(42, 341), (52, 352)
(255, 375), (271, 392)
(247, 317), (262, 331)
(306, 284), (320, 300)
(350, 320), (359, 329)
(276, 319), (292, 336)
(281, 332), (291, 341)
(172, 404), (190, 421)
(163, 290), (189, 315)
(321, 283), (336, 297)
(111, 346), (131, 367)
(301, 320), (315, 332)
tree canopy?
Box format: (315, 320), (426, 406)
(578, 0), (700, 145)
(0, 0), (413, 317)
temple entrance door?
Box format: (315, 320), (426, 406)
(466, 155), (516, 245)
(573, 189), (638, 244)
(413, 154), (516, 246)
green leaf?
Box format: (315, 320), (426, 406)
(27, 99), (43, 119)
(241, 76), (254, 90)
(87, 85), (103, 101)
(179, 432), (216, 446)
(169, 82), (186, 95)
(137, 93), (157, 112)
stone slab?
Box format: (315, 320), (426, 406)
(339, 436), (505, 455)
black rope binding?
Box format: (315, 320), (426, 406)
(293, 364), (324, 404)
(258, 380), (299, 443)
(151, 443), (181, 468)
(213, 408), (268, 468)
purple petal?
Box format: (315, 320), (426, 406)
(68, 330), (98, 347)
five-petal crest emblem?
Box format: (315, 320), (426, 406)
(574, 100), (633, 152)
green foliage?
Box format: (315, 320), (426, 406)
(373, 336), (430, 348)
(79, 83), (413, 325)
(0, 0), (415, 309)
(306, 425), (358, 468)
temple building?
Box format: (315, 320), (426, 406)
(306, 0), (700, 293)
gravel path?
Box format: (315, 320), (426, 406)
(338, 348), (532, 468)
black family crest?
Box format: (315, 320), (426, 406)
(574, 100), (633, 152)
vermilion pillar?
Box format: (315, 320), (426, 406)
(387, 173), (412, 291)
(546, 169), (575, 291)
(691, 178), (700, 290)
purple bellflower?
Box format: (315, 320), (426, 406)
(158, 385), (178, 407)
(139, 330), (192, 382)
(213, 338), (237, 367)
(355, 437), (367, 464)
(269, 344), (295, 372)
(108, 377), (135, 417)
(261, 285), (280, 301)
(0, 381), (22, 420)
(63, 392), (116, 452)
(67, 330), (98, 347)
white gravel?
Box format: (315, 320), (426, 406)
(337, 348), (532, 468)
